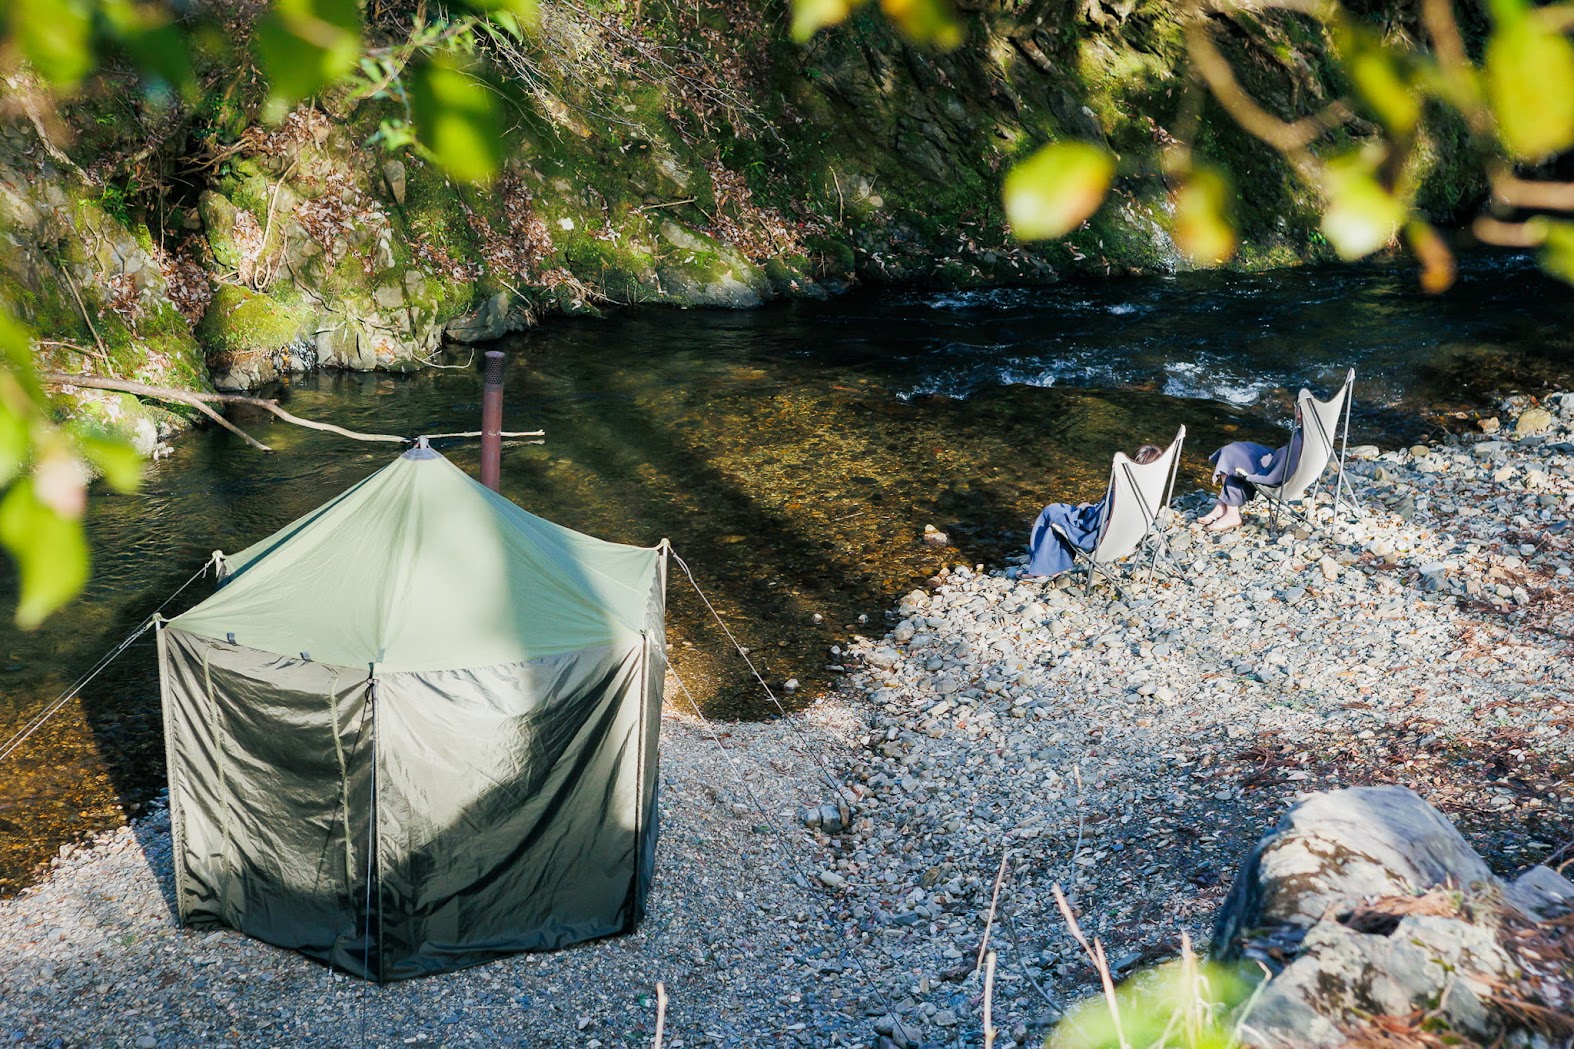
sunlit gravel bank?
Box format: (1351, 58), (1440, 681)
(3, 397), (1572, 1048)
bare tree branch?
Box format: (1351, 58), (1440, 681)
(1472, 216), (1545, 247)
(1421, 0), (1471, 72)
(43, 372), (548, 448)
(1491, 168), (1574, 211)
(53, 377), (278, 451)
(1185, 15), (1354, 157)
(1540, 4), (1574, 33)
(1421, 0), (1494, 135)
(43, 373), (392, 448)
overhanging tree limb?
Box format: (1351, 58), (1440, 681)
(47, 373), (279, 451)
(1185, 16), (1355, 158)
(43, 372), (547, 448)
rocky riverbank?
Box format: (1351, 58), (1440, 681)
(2, 396), (1571, 1047)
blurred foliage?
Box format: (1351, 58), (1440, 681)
(0, 0), (532, 625)
(1047, 952), (1261, 1049)
(0, 315), (138, 627)
(3, 0), (1574, 628)
(795, 0), (1574, 287)
(792, 0), (962, 47)
(1004, 142), (1117, 240)
(1484, 0), (1574, 160)
(1171, 164), (1238, 266)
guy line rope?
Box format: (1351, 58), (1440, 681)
(662, 653), (897, 1022)
(666, 549), (920, 1022)
(0, 555), (217, 766)
(671, 548), (1068, 1026)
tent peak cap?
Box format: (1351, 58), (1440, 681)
(402, 437), (441, 461)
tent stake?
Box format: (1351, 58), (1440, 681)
(480, 350), (505, 492)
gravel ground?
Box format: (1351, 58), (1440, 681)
(3, 395), (1572, 1048)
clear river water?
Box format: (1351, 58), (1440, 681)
(1, 251), (1571, 889)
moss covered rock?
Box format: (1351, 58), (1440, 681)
(197, 284), (306, 389)
(654, 221), (771, 308)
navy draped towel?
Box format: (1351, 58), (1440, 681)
(1208, 428), (1303, 507)
(1026, 496), (1106, 577)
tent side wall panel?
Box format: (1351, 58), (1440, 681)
(160, 629), (373, 964)
(372, 640), (648, 980)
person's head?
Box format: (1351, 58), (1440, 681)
(1132, 444), (1163, 465)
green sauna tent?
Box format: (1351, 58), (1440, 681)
(155, 441), (667, 980)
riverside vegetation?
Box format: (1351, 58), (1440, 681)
(1, 394), (1569, 1046)
(5, 0), (1493, 432)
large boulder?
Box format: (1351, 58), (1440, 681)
(1214, 785), (1496, 954)
(1214, 787), (1574, 1048)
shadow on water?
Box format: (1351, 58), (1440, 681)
(3, 251), (1574, 891)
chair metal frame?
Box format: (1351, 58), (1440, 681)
(1051, 426), (1186, 602)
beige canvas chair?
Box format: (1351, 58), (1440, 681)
(1250, 369), (1360, 529)
(1052, 425), (1185, 599)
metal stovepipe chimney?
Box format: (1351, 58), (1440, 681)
(480, 350), (505, 492)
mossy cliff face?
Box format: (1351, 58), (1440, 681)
(0, 127), (205, 448)
(7, 0), (1485, 399)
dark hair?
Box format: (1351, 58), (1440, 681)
(1132, 444), (1163, 464)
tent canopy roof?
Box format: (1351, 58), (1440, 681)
(169, 446), (663, 673)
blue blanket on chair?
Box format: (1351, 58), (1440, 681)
(1026, 495), (1107, 578)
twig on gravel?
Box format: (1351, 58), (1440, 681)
(983, 950), (999, 1049)
(653, 982), (667, 1049)
(1067, 765), (1088, 895)
(976, 846), (1012, 971)
(1054, 883), (1130, 1049)
(1000, 900), (1062, 1010)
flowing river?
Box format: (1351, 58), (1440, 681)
(2, 251), (1572, 890)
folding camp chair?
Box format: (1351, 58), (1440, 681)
(1249, 369), (1361, 531)
(1051, 425), (1185, 601)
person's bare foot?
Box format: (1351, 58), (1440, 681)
(1198, 503), (1226, 525)
(1206, 506), (1243, 531)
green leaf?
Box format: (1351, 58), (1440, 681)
(1171, 165), (1236, 266)
(1335, 23), (1420, 136)
(488, 12), (523, 40)
(0, 391), (29, 493)
(1050, 957), (1259, 1049)
(373, 117), (418, 152)
(1004, 142), (1115, 241)
(0, 477), (89, 629)
(790, 0), (865, 43)
(880, 0), (963, 49)
(97, 0), (194, 93)
(0, 311), (40, 397)
(408, 55), (504, 184)
(6, 0), (94, 88)
(255, 0), (363, 117)
(1485, 10), (1574, 160)
(0, 313), (40, 491)
(457, 0), (539, 32)
(1320, 155), (1405, 260)
(1534, 218), (1574, 286)
(74, 428), (142, 493)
